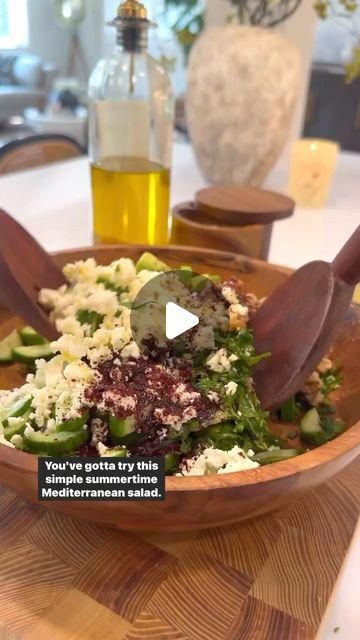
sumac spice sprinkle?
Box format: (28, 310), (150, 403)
(85, 353), (218, 454)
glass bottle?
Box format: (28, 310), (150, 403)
(88, 0), (174, 246)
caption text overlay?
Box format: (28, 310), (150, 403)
(38, 457), (165, 501)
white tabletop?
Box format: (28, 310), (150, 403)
(0, 142), (359, 268)
(0, 141), (359, 638)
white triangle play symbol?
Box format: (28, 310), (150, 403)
(166, 302), (199, 340)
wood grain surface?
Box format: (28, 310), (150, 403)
(195, 186), (295, 225)
(171, 202), (274, 260)
(0, 455), (359, 639)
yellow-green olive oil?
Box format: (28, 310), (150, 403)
(91, 157), (171, 245)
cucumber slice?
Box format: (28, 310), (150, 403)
(253, 449), (302, 465)
(280, 397), (299, 422)
(109, 415), (136, 443)
(191, 274), (221, 291)
(136, 252), (170, 273)
(164, 452), (181, 473)
(12, 344), (53, 365)
(3, 410), (31, 441)
(19, 326), (47, 346)
(56, 411), (90, 432)
(23, 428), (87, 455)
(5, 396), (32, 420)
(0, 330), (22, 363)
(204, 273), (221, 285)
(178, 266), (193, 287)
(191, 275), (207, 292)
(300, 408), (326, 445)
(101, 446), (128, 458)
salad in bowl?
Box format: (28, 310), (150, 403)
(0, 252), (344, 476)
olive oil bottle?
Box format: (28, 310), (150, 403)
(88, 1), (174, 245)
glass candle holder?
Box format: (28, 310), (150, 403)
(288, 139), (339, 208)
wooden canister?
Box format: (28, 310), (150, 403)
(171, 186), (295, 261)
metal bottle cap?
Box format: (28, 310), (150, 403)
(117, 0), (148, 20)
(109, 0), (155, 52)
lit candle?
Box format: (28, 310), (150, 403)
(288, 138), (339, 207)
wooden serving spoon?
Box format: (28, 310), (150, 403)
(251, 224), (360, 409)
(0, 209), (64, 340)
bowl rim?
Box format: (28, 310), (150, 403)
(1, 424), (360, 492)
(0, 243), (359, 493)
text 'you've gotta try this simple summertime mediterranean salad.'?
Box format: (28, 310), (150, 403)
(0, 252), (344, 476)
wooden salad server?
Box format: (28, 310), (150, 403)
(251, 224), (360, 409)
(0, 209), (64, 340)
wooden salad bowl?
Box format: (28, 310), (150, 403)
(0, 245), (359, 532)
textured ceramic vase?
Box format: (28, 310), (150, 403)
(186, 26), (300, 186)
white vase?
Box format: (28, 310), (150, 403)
(186, 25), (300, 186)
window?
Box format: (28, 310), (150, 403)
(0, 0), (29, 49)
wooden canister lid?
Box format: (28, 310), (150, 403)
(195, 186), (295, 226)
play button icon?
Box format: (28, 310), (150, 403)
(130, 269), (229, 355)
(165, 302), (199, 340)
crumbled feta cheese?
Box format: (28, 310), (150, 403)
(55, 316), (83, 337)
(10, 434), (23, 447)
(157, 427), (168, 440)
(182, 406), (197, 422)
(230, 303), (249, 317)
(207, 391), (220, 403)
(63, 258), (98, 284)
(80, 289), (118, 318)
(51, 335), (86, 361)
(111, 258), (136, 288)
(128, 269), (159, 300)
(40, 356), (64, 387)
(63, 361), (94, 382)
(207, 348), (233, 372)
(7, 417), (25, 429)
(172, 383), (200, 405)
(111, 327), (131, 352)
(44, 419), (57, 434)
(121, 341), (140, 360)
(222, 286), (239, 304)
(317, 357), (333, 374)
(24, 425), (35, 438)
(118, 396), (137, 411)
(91, 328), (112, 348)
(87, 345), (112, 368)
(90, 418), (108, 446)
(180, 445), (259, 476)
(225, 381), (238, 396)
(153, 409), (181, 426)
(39, 286), (66, 310)
(97, 442), (109, 456)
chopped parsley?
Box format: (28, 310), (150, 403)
(194, 328), (275, 453)
(96, 277), (127, 299)
(320, 366), (343, 398)
(76, 309), (104, 335)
